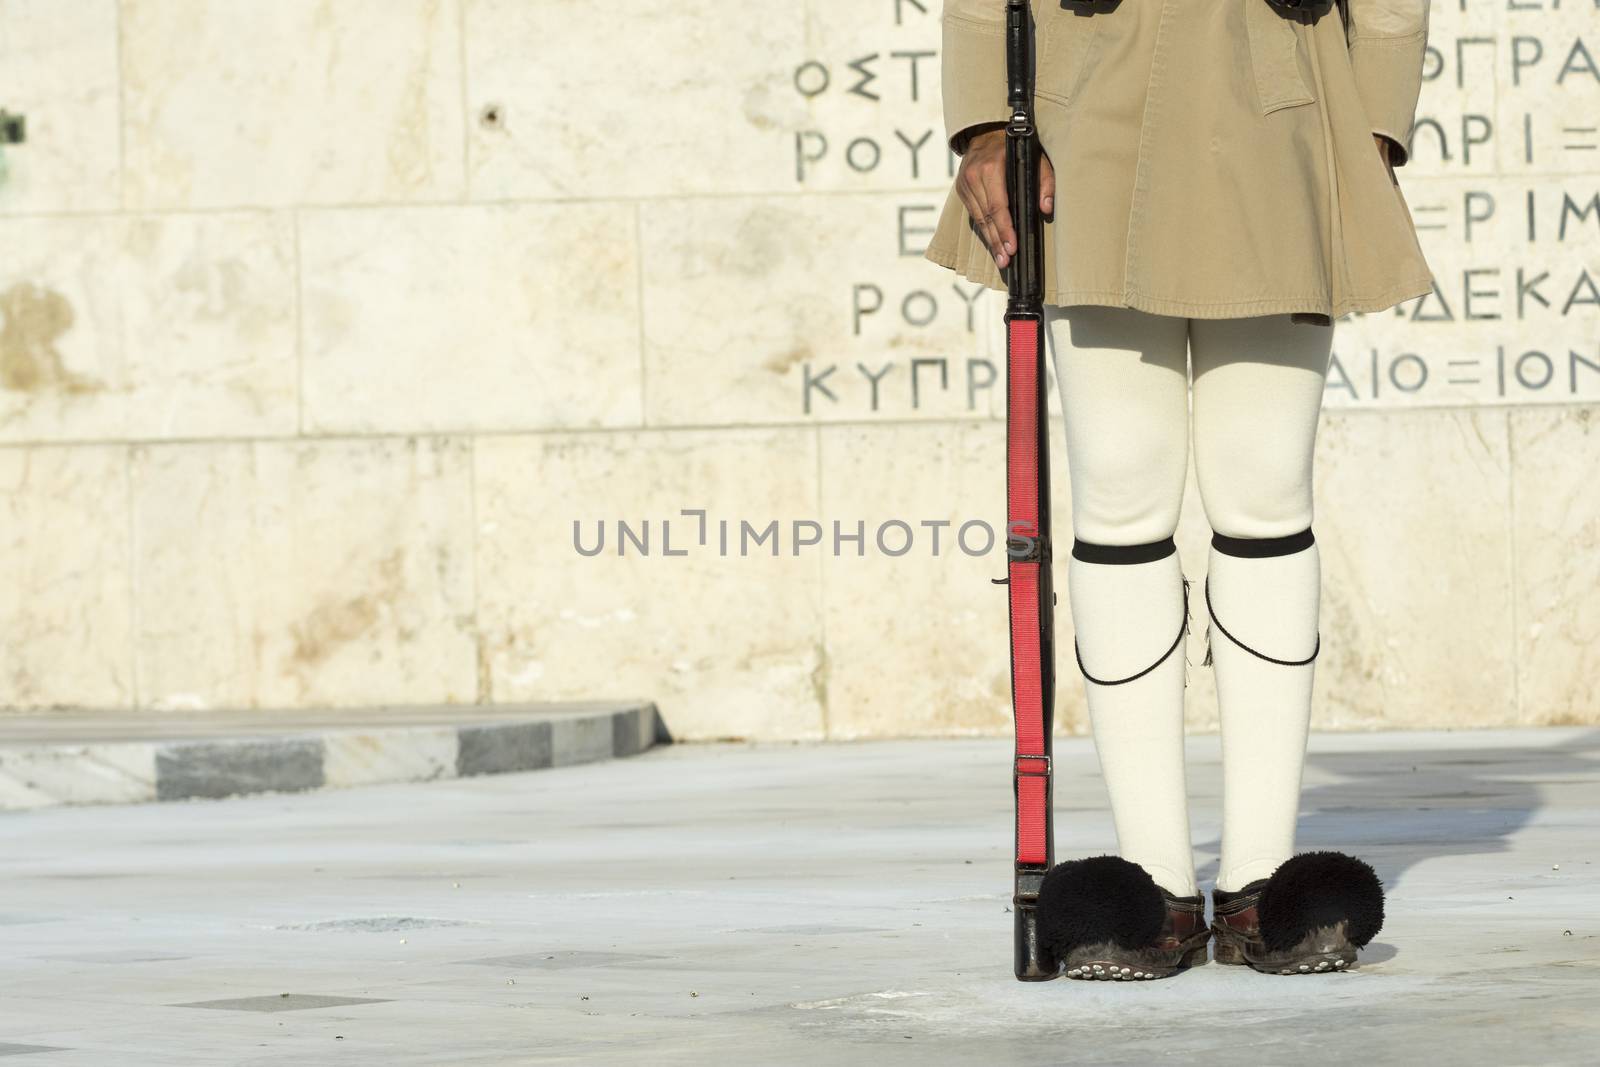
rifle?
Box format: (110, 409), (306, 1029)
(997, 0), (1058, 982)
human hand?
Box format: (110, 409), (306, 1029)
(957, 128), (1055, 270)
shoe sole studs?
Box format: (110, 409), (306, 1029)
(1265, 953), (1356, 976)
(1064, 962), (1181, 981)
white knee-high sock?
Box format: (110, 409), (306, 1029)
(1207, 532), (1321, 892)
(1068, 540), (1197, 898)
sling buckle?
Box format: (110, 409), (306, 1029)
(1015, 754), (1050, 776)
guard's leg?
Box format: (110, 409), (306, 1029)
(1045, 303), (1197, 899)
(1189, 314), (1333, 892)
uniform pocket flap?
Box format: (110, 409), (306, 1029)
(1244, 1), (1316, 114)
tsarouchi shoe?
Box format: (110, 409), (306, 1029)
(1211, 850), (1385, 975)
(1036, 855), (1210, 981)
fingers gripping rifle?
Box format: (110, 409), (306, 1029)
(998, 0), (1058, 981)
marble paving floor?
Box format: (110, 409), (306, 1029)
(1, 729), (1597, 1065)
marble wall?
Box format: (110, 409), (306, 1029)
(1, 1), (1595, 737)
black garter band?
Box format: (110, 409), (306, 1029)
(1071, 537), (1190, 686)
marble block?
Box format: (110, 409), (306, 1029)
(121, 0), (465, 209)
(299, 203), (641, 434)
(0, 445), (133, 709)
(0, 0), (120, 214)
(1509, 404), (1600, 725)
(155, 737), (323, 800)
(550, 712), (615, 768)
(465, 0), (808, 200)
(1311, 408), (1517, 729)
(0, 743), (155, 810)
(322, 726), (460, 788)
(131, 437), (478, 710)
(818, 422), (1010, 739)
(475, 428), (825, 741)
(642, 193), (998, 426)
(456, 720), (551, 777)
(0, 212), (298, 443)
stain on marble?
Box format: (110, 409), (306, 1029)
(131, 438), (477, 710)
(0, 283), (96, 395)
(290, 550), (405, 670)
(174, 994), (391, 1013)
(0, 212), (297, 443)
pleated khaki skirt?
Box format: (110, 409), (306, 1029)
(923, 0), (1436, 320)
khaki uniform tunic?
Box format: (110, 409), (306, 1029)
(923, 0), (1436, 320)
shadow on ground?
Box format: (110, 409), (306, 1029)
(1194, 728), (1600, 892)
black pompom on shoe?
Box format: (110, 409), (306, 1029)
(1038, 855), (1165, 951)
(1037, 856), (1209, 980)
(1259, 850), (1384, 952)
(1212, 850), (1385, 975)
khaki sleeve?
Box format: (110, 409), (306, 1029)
(1344, 0), (1431, 167)
(941, 1), (1011, 156)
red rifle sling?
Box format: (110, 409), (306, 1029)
(1005, 314), (1048, 867)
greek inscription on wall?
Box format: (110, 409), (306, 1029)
(792, 1), (1600, 415)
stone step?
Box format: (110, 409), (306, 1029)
(0, 702), (663, 811)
